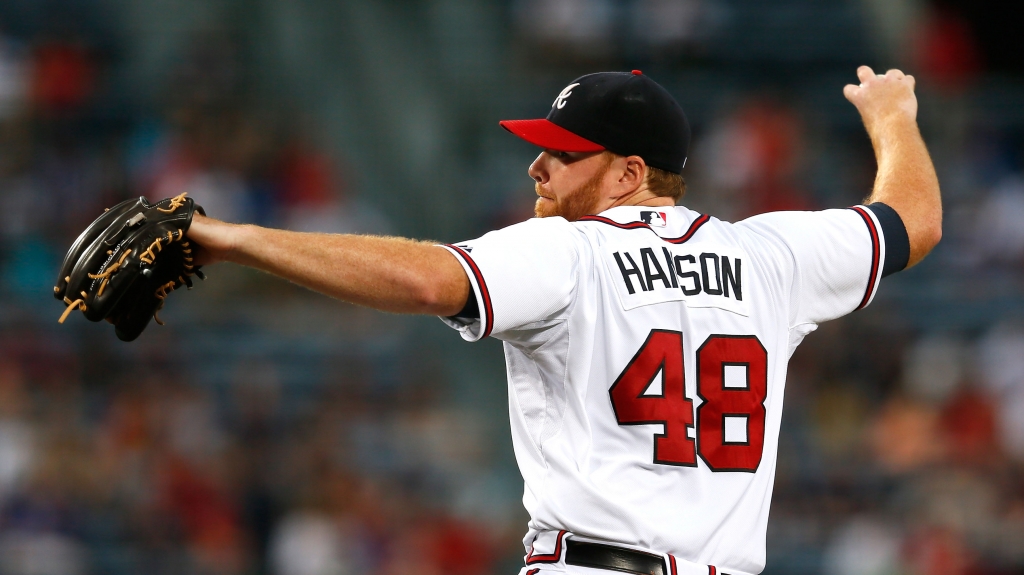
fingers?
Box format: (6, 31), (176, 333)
(857, 66), (910, 84)
(843, 84), (859, 102)
(853, 66), (914, 92)
(846, 65), (919, 126)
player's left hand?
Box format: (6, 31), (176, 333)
(54, 193), (206, 341)
(185, 213), (240, 267)
(843, 66), (918, 134)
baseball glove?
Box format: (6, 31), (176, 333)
(53, 192), (206, 342)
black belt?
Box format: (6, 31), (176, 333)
(565, 539), (667, 575)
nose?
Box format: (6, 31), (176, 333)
(528, 152), (548, 184)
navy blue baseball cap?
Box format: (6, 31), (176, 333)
(500, 70), (691, 174)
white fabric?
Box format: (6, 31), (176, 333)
(441, 205), (885, 575)
(513, 531), (745, 575)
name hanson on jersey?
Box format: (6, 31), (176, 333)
(603, 243), (750, 316)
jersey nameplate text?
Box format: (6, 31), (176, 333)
(602, 240), (750, 316)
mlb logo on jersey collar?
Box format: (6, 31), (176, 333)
(640, 211), (667, 227)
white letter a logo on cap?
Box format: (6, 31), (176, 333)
(553, 83), (580, 109)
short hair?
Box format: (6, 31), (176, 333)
(645, 165), (686, 202)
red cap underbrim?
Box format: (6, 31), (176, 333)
(499, 119), (605, 152)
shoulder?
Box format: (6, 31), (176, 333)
(483, 216), (579, 238)
(736, 207), (867, 226)
(465, 217), (585, 258)
(734, 208), (871, 243)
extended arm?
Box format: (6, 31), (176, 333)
(844, 66), (942, 267)
(186, 214), (471, 316)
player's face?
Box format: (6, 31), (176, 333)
(530, 150), (616, 221)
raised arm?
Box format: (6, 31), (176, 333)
(844, 65), (942, 267)
(185, 214), (470, 316)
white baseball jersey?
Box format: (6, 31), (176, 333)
(440, 204), (906, 575)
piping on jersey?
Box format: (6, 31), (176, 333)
(669, 551), (720, 575)
(525, 530), (568, 564)
(446, 244), (494, 338)
(525, 570), (540, 575)
(847, 206), (880, 310)
(578, 213), (711, 244)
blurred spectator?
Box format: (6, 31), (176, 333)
(514, 0), (617, 60)
(512, 0), (849, 66)
(0, 530), (88, 575)
(902, 526), (975, 575)
(0, 363), (34, 500)
(144, 108), (256, 224)
(971, 176), (1024, 267)
(698, 100), (812, 221)
(155, 165), (252, 224)
(36, 136), (112, 237)
(810, 382), (869, 463)
(0, 34), (29, 119)
(868, 394), (944, 474)
(977, 322), (1024, 461)
(902, 334), (965, 405)
(628, 0), (710, 57)
(158, 455), (248, 573)
(823, 516), (901, 575)
(276, 138), (392, 235)
(938, 386), (998, 466)
(269, 511), (352, 575)
(912, 6), (980, 91)
(29, 39), (95, 115)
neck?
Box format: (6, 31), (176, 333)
(610, 188), (676, 210)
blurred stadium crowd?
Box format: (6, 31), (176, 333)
(1, 0), (1024, 574)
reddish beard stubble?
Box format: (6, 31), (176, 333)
(534, 157), (613, 221)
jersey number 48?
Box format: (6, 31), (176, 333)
(609, 330), (768, 472)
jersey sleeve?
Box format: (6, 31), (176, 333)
(439, 217), (582, 342)
(737, 204), (908, 327)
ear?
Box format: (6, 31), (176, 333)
(610, 155), (648, 199)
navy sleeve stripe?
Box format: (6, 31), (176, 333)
(865, 202), (910, 277)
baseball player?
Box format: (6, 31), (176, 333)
(186, 66), (941, 574)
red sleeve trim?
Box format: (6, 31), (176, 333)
(849, 206), (881, 310)
(578, 214), (710, 244)
(668, 555), (679, 575)
(526, 570), (540, 575)
(669, 214), (711, 244)
(446, 244), (494, 338)
(578, 215), (649, 230)
(525, 530), (568, 564)
(709, 566), (717, 575)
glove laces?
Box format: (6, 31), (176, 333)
(157, 192), (189, 213)
(57, 192), (197, 327)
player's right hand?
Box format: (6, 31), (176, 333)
(843, 66), (918, 133)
